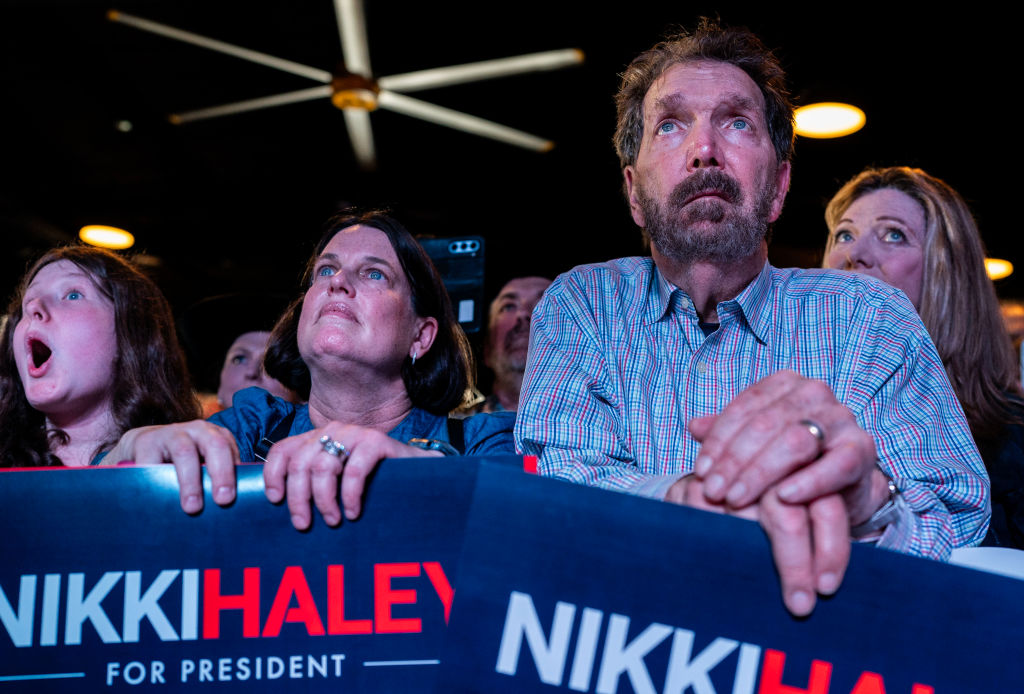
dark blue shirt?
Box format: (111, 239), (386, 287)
(211, 387), (516, 462)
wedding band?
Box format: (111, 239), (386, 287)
(319, 435), (348, 458)
(799, 419), (826, 450)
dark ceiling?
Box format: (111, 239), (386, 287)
(2, 1), (1019, 320)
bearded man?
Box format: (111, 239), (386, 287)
(515, 19), (988, 617)
(461, 276), (552, 414)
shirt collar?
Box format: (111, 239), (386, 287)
(647, 260), (773, 344)
(731, 261), (773, 344)
(646, 262), (685, 325)
(388, 406), (445, 442)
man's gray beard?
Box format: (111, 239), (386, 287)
(498, 326), (531, 374)
(498, 348), (529, 375)
(639, 179), (774, 265)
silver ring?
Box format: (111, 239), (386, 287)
(799, 419), (826, 450)
(319, 434), (348, 458)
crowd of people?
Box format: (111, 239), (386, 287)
(2, 19), (1022, 617)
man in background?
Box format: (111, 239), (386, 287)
(462, 275), (550, 414)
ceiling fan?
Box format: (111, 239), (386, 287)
(107, 1), (584, 169)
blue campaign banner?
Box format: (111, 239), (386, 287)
(0, 458), (517, 693)
(440, 463), (1022, 693)
(4, 458), (1021, 693)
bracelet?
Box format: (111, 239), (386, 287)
(850, 476), (901, 539)
(407, 438), (460, 456)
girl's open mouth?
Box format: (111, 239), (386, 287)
(29, 338), (52, 370)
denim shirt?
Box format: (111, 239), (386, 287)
(211, 386), (516, 462)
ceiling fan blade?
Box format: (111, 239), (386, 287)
(333, 0), (372, 77)
(170, 86), (333, 124)
(377, 91), (553, 152)
(343, 108), (377, 170)
(378, 49), (584, 93)
(107, 9), (333, 83)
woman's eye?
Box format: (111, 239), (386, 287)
(833, 229), (854, 243)
(230, 354), (247, 365)
(365, 269), (384, 281)
(730, 119), (749, 130)
(883, 228), (907, 243)
(657, 121), (677, 134)
(64, 290), (83, 300)
(316, 265), (336, 278)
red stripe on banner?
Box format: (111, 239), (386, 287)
(522, 456), (538, 474)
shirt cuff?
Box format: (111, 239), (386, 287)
(857, 493), (915, 551)
(630, 473), (688, 501)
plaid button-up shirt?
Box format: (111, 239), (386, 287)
(516, 258), (988, 559)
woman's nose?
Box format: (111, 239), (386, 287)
(844, 237), (874, 269)
(328, 269), (353, 294)
(25, 297), (48, 321)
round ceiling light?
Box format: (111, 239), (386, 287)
(79, 225), (135, 250)
(986, 258), (1013, 280)
(794, 102), (866, 138)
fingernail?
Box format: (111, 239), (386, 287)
(344, 507), (359, 521)
(778, 482), (797, 501)
(694, 455), (712, 477)
(214, 486), (233, 504)
(818, 572), (840, 595)
(726, 481), (746, 505)
(788, 590), (813, 616)
(704, 474), (724, 497)
(291, 514), (305, 529)
(184, 494), (202, 513)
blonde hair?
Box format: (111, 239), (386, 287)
(825, 166), (1021, 442)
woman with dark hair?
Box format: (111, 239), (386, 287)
(263, 210), (475, 414)
(107, 209), (515, 528)
(0, 245), (200, 467)
(823, 166), (1024, 547)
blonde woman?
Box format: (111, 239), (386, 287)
(824, 166), (1024, 547)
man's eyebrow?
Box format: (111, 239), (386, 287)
(649, 92), (761, 118)
(651, 93), (687, 117)
(495, 291), (521, 303)
(723, 94), (761, 114)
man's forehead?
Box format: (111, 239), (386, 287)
(496, 276), (552, 300)
(643, 60), (765, 116)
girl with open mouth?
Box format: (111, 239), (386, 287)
(0, 245), (201, 467)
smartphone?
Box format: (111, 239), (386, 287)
(419, 236), (485, 334)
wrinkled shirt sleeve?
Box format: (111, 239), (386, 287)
(516, 275), (668, 494)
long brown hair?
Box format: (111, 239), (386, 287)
(0, 245), (200, 466)
(825, 166), (1021, 443)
